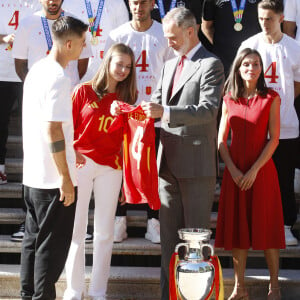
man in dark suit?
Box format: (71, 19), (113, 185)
(141, 7), (224, 300)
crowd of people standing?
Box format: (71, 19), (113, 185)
(0, 0), (299, 300)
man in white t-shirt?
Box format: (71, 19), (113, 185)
(105, 0), (174, 244)
(283, 0), (300, 195)
(0, 0), (40, 184)
(10, 0), (92, 243)
(12, 0), (92, 87)
(21, 16), (88, 300)
(62, 0), (129, 82)
(239, 0), (300, 246)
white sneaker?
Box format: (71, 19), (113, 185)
(145, 218), (160, 244)
(114, 216), (127, 243)
(284, 225), (298, 246)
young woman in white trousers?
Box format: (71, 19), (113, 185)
(63, 43), (137, 300)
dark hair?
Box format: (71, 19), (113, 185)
(258, 0), (284, 14)
(224, 48), (268, 101)
(52, 16), (88, 40)
(90, 43), (137, 105)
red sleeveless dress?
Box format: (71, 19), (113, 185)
(215, 90), (285, 250)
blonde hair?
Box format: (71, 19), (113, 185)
(89, 43), (137, 104)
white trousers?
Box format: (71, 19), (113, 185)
(64, 156), (122, 299)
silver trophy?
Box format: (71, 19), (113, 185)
(175, 228), (215, 300)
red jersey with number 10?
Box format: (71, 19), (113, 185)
(109, 102), (160, 210)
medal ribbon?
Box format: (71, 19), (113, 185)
(41, 11), (64, 53)
(157, 0), (177, 19)
(84, 0), (105, 38)
(230, 0), (246, 24)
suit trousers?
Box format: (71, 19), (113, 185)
(159, 154), (215, 300)
(64, 156), (122, 299)
(20, 185), (77, 300)
(0, 81), (23, 164)
(272, 138), (298, 226)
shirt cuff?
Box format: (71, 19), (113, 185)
(162, 105), (170, 123)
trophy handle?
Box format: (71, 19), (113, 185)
(200, 243), (214, 257)
(175, 242), (189, 253)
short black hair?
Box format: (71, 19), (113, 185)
(51, 16), (88, 40)
(258, 0), (284, 14)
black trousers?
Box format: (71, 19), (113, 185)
(272, 139), (298, 226)
(20, 186), (77, 300)
(0, 81), (23, 164)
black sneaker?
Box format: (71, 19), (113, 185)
(11, 222), (25, 242)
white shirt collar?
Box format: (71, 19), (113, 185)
(185, 42), (202, 60)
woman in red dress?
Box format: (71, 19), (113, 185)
(215, 48), (285, 300)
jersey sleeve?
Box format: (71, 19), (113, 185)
(284, 0), (297, 22)
(202, 0), (216, 22)
(12, 16), (30, 59)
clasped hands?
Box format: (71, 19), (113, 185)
(230, 166), (258, 191)
(110, 100), (164, 119)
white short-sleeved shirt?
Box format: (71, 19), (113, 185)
(284, 0), (300, 42)
(12, 10), (92, 87)
(62, 0), (129, 82)
(23, 57), (77, 189)
(239, 33), (300, 139)
(0, 0), (40, 82)
(105, 21), (174, 105)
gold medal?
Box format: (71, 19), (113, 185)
(234, 23), (243, 31)
(90, 36), (99, 46)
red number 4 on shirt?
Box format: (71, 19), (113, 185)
(264, 62), (279, 84)
(8, 11), (19, 30)
(136, 50), (149, 72)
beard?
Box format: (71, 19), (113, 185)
(173, 43), (190, 56)
(46, 1), (63, 16)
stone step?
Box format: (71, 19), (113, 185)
(5, 158), (22, 175)
(0, 235), (300, 258)
(5, 158), (22, 182)
(6, 136), (23, 159)
(0, 183), (22, 199)
(8, 111), (22, 136)
(1, 264), (300, 299)
(0, 207), (220, 229)
(1, 206), (300, 233)
(0, 183), (221, 200)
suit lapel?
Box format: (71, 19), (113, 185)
(163, 58), (178, 105)
(170, 60), (201, 101)
(168, 47), (205, 104)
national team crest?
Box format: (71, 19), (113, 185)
(145, 86), (152, 95)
